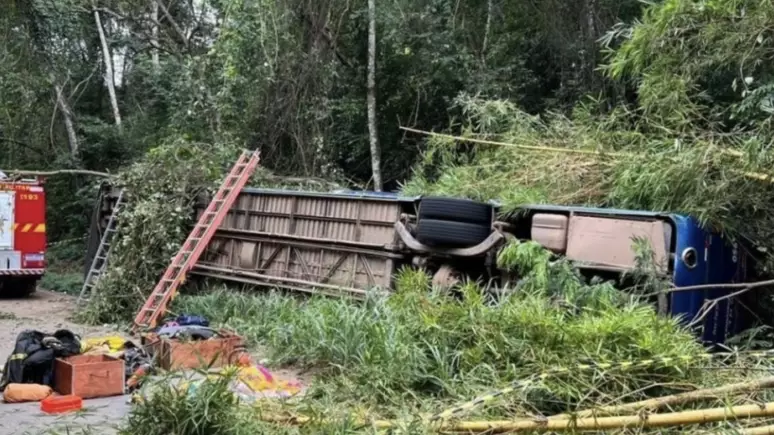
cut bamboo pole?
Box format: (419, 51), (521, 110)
(258, 402), (774, 433)
(451, 403), (774, 432)
(550, 376), (774, 420)
(741, 424), (774, 435)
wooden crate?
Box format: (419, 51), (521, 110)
(54, 354), (125, 399)
(155, 334), (242, 371)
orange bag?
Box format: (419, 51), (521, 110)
(3, 383), (53, 403)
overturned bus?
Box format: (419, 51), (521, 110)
(88, 186), (753, 345)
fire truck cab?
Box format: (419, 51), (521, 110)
(0, 174), (46, 297)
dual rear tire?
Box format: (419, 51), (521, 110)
(415, 197), (494, 248)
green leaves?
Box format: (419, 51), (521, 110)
(606, 0), (774, 132)
(175, 272), (707, 423)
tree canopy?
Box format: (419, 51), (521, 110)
(3, 0), (774, 267)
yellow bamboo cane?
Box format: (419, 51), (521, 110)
(741, 424), (774, 435)
(258, 402), (774, 433)
(549, 376), (774, 420)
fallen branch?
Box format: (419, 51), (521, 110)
(666, 279), (774, 293)
(259, 401), (774, 432)
(549, 376), (774, 420)
(0, 169), (112, 178)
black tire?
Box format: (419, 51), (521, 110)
(9, 277), (37, 297)
(416, 219), (491, 248)
(418, 197), (493, 225)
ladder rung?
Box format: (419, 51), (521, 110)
(133, 150), (260, 331)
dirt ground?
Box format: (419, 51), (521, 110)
(0, 290), (123, 364)
(0, 290), (128, 435)
(0, 290), (308, 435)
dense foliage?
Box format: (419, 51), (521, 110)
(5, 0), (774, 269)
(6, 1), (774, 433)
(1, 0), (644, 241)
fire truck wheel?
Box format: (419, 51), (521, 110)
(8, 277), (37, 297)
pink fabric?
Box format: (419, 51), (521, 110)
(255, 364), (274, 383)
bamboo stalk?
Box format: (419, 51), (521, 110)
(400, 126), (630, 158)
(549, 376), (774, 420)
(0, 169), (111, 178)
(258, 402), (774, 432)
(399, 126), (774, 184)
(741, 424), (774, 435)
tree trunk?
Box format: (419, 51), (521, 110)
(52, 80), (79, 157)
(94, 8), (122, 127)
(583, 0), (598, 87)
(366, 0), (383, 191)
(482, 0), (493, 61)
(151, 1), (159, 70)
(152, 0), (189, 48)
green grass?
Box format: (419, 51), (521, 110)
(41, 238), (86, 295)
(163, 273), (774, 433)
(40, 271), (83, 295)
(114, 242), (774, 433)
(169, 262), (721, 424)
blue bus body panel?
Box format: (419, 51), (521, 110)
(669, 215), (710, 336)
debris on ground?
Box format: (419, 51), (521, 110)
(133, 364), (305, 406)
(3, 383), (52, 403)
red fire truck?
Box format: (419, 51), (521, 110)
(0, 175), (46, 296)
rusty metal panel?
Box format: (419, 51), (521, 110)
(195, 189), (406, 294)
(201, 237), (396, 291)
(218, 190), (401, 246)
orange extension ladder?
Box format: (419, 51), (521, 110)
(132, 149), (261, 332)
